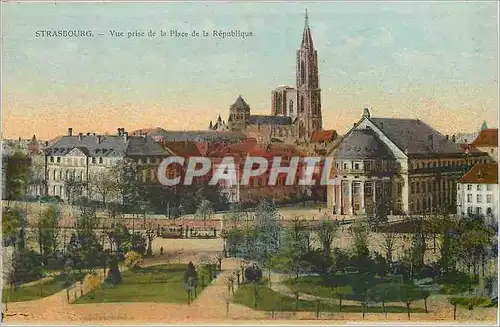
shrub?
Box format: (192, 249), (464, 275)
(84, 272), (101, 291)
(124, 251), (143, 269)
(106, 256), (122, 285)
(244, 264), (262, 283)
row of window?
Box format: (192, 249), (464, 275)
(410, 179), (455, 194)
(49, 156), (164, 166)
(459, 184), (494, 191)
(466, 194), (494, 204)
(466, 206), (494, 215)
(409, 158), (487, 170)
(337, 161), (393, 172)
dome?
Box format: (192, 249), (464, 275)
(334, 129), (394, 159)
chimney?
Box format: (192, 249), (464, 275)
(78, 133), (83, 141)
(380, 122), (384, 130)
(124, 132), (129, 141)
(445, 135), (449, 141)
(68, 128), (73, 136)
(97, 135), (102, 144)
(452, 134), (456, 143)
(86, 132), (90, 136)
(117, 128), (122, 136)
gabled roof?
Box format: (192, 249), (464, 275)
(368, 118), (462, 155)
(459, 163), (498, 184)
(471, 128), (498, 147)
(46, 134), (171, 157)
(311, 130), (337, 143)
(248, 115), (292, 126)
(334, 129), (395, 160)
(164, 141), (203, 157)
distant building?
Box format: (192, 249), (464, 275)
(457, 163), (498, 219)
(327, 109), (491, 216)
(471, 128), (498, 162)
(209, 11), (323, 142)
(41, 127), (172, 200)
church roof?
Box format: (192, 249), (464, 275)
(248, 115), (292, 125)
(368, 118), (462, 155)
(230, 95), (250, 113)
(311, 129), (337, 143)
(301, 10), (314, 49)
(334, 129), (395, 159)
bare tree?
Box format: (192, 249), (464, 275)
(195, 199), (214, 226)
(382, 232), (397, 266)
(89, 169), (118, 206)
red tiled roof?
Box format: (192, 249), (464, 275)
(471, 129), (498, 147)
(164, 141), (203, 157)
(459, 143), (482, 153)
(311, 130), (337, 143)
(459, 163), (498, 184)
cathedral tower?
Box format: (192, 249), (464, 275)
(296, 10), (322, 138)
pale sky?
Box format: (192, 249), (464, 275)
(2, 1), (498, 140)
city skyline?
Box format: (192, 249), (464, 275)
(2, 1), (499, 140)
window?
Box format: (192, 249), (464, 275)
(487, 184), (493, 191)
(467, 207), (473, 215)
(487, 207), (492, 215)
(343, 163), (348, 169)
(92, 157), (96, 164)
(467, 184), (472, 191)
(353, 183), (361, 195)
(411, 183), (415, 194)
(476, 207), (482, 215)
(365, 162), (372, 171)
(354, 163), (360, 170)
(398, 183), (402, 195)
(365, 182), (372, 196)
(477, 194), (482, 203)
(50, 156), (54, 162)
(487, 194), (493, 203)
(99, 157), (103, 164)
(416, 182), (420, 193)
(57, 157), (61, 163)
(467, 194), (472, 203)
(477, 184), (482, 191)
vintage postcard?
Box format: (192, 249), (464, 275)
(1, 1), (498, 325)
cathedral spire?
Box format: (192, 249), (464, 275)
(301, 9), (313, 49)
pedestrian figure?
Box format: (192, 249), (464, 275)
(160, 246), (164, 256)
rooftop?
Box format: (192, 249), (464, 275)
(459, 163), (498, 184)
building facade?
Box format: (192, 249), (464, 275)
(457, 163), (498, 218)
(327, 109), (492, 216)
(471, 128), (498, 162)
(41, 127), (172, 201)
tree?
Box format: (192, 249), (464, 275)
(399, 283), (421, 320)
(4, 151), (32, 200)
(278, 217), (310, 278)
(350, 221), (370, 273)
(89, 169), (117, 206)
(195, 199), (214, 226)
(33, 205), (61, 263)
(2, 208), (24, 247)
(63, 173), (86, 204)
(184, 261), (198, 303)
(333, 285), (353, 312)
(250, 200), (282, 264)
(315, 215), (337, 260)
(224, 202), (247, 230)
(106, 255), (122, 285)
(381, 232), (397, 266)
(369, 198), (390, 231)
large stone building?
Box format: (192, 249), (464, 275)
(327, 109), (492, 216)
(37, 127), (172, 200)
(209, 10), (323, 142)
(457, 163), (498, 218)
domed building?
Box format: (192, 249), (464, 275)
(330, 128), (402, 215)
(327, 108), (492, 217)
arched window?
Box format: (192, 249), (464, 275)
(300, 96), (305, 113)
(289, 100), (294, 114)
(301, 60), (305, 85)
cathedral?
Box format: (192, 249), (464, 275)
(209, 10), (323, 143)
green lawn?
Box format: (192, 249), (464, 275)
(284, 275), (425, 302)
(2, 272), (86, 302)
(233, 280), (425, 313)
(75, 264), (209, 304)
